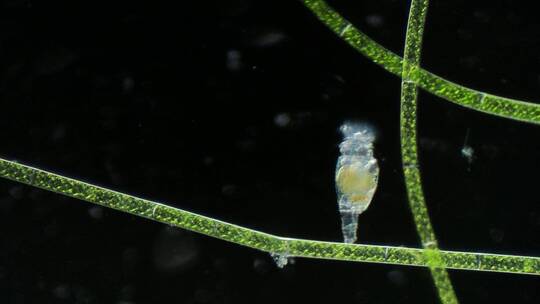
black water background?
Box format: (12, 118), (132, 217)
(1, 0), (540, 302)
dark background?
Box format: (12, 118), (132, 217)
(1, 0), (540, 303)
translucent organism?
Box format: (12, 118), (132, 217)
(335, 123), (379, 243)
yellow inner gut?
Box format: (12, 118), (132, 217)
(336, 164), (376, 205)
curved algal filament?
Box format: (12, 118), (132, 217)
(300, 0), (540, 125)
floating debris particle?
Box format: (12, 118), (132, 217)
(88, 206), (104, 220)
(274, 113), (291, 127)
(153, 227), (200, 273)
(52, 284), (71, 299)
(365, 14), (385, 28)
(461, 145), (474, 164)
(122, 76), (135, 94)
(226, 49), (243, 71)
(270, 253), (289, 268)
(251, 30), (287, 48)
(253, 257), (271, 274)
(461, 128), (475, 166)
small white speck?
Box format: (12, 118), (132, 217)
(88, 206), (104, 220)
(203, 156), (214, 166)
(461, 145), (474, 164)
(226, 49), (243, 71)
(365, 14), (384, 28)
(122, 76), (135, 93)
(274, 113), (291, 127)
(252, 31), (287, 47)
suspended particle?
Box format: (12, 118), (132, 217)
(270, 253), (289, 268)
(461, 145), (474, 165)
(335, 122), (379, 243)
(226, 49), (243, 71)
(88, 206), (104, 220)
(274, 113), (291, 127)
(365, 14), (385, 28)
(461, 128), (475, 166)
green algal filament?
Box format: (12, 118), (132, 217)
(1, 157), (540, 276)
(400, 0), (458, 303)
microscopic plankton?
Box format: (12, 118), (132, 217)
(335, 122), (379, 243)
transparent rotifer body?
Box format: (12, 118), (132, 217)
(335, 123), (379, 243)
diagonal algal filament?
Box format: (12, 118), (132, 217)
(1, 157), (540, 275)
(300, 0), (540, 125)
